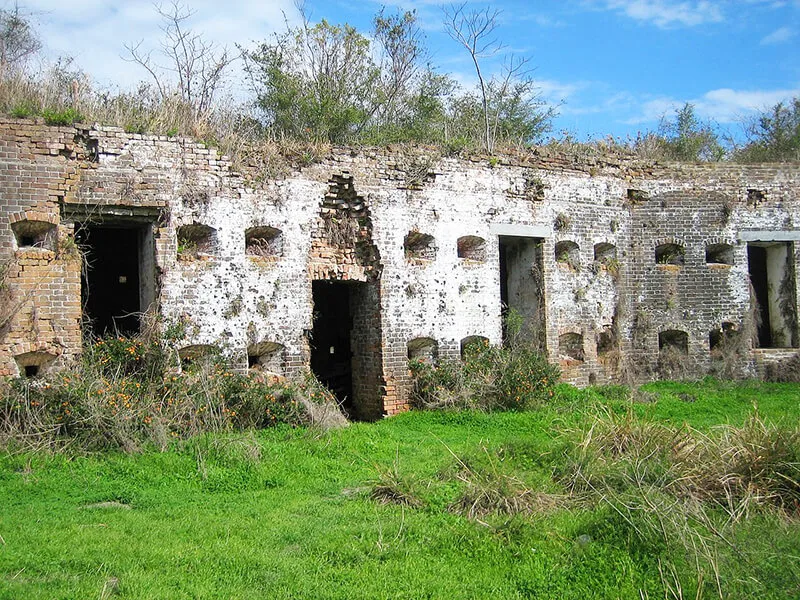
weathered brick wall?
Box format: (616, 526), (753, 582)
(2, 117), (799, 415)
(0, 119), (84, 376)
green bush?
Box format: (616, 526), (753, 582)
(0, 333), (334, 451)
(41, 107), (84, 125)
(410, 338), (560, 411)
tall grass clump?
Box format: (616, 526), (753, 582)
(552, 408), (800, 598)
(410, 337), (559, 411)
(0, 327), (344, 452)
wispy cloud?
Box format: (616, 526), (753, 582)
(599, 1), (725, 27)
(20, 0), (298, 88)
(760, 26), (796, 44)
(624, 87), (800, 124)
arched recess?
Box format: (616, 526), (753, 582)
(559, 332), (585, 361)
(247, 341), (285, 374)
(177, 223), (217, 260)
(655, 243), (685, 266)
(14, 351), (57, 377)
(594, 242), (617, 264)
(178, 344), (219, 366)
(659, 330), (688, 354)
(11, 220), (57, 251)
(460, 335), (489, 358)
(246, 226), (283, 258)
(407, 337), (438, 364)
(457, 236), (487, 261)
(705, 243), (733, 265)
(404, 231), (436, 261)
(555, 241), (580, 270)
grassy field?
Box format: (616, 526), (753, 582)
(1, 379), (798, 599)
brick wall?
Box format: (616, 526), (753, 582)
(2, 117), (799, 414)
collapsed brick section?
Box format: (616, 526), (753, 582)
(2, 117), (800, 412)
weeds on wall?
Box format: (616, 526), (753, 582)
(0, 327), (344, 451)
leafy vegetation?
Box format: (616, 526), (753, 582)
(657, 102), (726, 162)
(736, 97), (800, 162)
(2, 4), (799, 162)
(410, 337), (560, 411)
(0, 329), (342, 452)
(0, 380), (798, 599)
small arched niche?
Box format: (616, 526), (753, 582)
(596, 326), (617, 358)
(593, 242), (617, 264)
(457, 236), (487, 262)
(705, 243), (733, 266)
(14, 351), (57, 377)
(555, 241), (580, 270)
(460, 335), (489, 358)
(709, 322), (738, 352)
(177, 223), (217, 260)
(245, 226), (283, 259)
(247, 341), (285, 374)
(11, 220), (57, 251)
(404, 231), (436, 261)
(659, 330), (688, 355)
(655, 243), (685, 266)
(178, 344), (218, 366)
(407, 337), (438, 365)
(559, 332), (585, 362)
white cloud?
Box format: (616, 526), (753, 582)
(19, 0), (298, 89)
(601, 1), (725, 27)
(624, 87), (800, 124)
(536, 79), (585, 103)
(760, 26), (795, 44)
(695, 88), (800, 121)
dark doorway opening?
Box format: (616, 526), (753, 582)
(77, 224), (153, 336)
(498, 236), (546, 349)
(748, 245), (772, 347)
(310, 280), (383, 421)
(311, 281), (353, 406)
(747, 242), (797, 348)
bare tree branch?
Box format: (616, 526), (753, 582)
(443, 3), (504, 153)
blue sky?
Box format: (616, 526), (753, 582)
(13, 0), (800, 141)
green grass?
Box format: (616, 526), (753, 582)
(1, 379), (798, 599)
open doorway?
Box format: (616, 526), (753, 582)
(310, 280), (383, 420)
(499, 236), (546, 349)
(77, 224), (156, 336)
(747, 242), (797, 348)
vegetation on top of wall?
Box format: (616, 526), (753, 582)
(3, 4), (797, 163)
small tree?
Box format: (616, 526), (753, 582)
(243, 7), (427, 144)
(736, 97), (800, 162)
(442, 3), (552, 153)
(0, 4), (41, 74)
(658, 103), (725, 162)
(124, 1), (236, 125)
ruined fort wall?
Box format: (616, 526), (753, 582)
(1, 118), (798, 414)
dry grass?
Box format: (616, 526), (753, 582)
(671, 413), (800, 518)
(370, 454), (424, 508)
(445, 444), (566, 520)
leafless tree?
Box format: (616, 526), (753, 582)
(124, 1), (236, 120)
(0, 3), (41, 74)
(443, 3), (503, 153)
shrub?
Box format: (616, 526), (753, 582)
(0, 333), (344, 451)
(410, 338), (560, 411)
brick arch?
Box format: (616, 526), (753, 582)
(8, 210), (59, 226)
